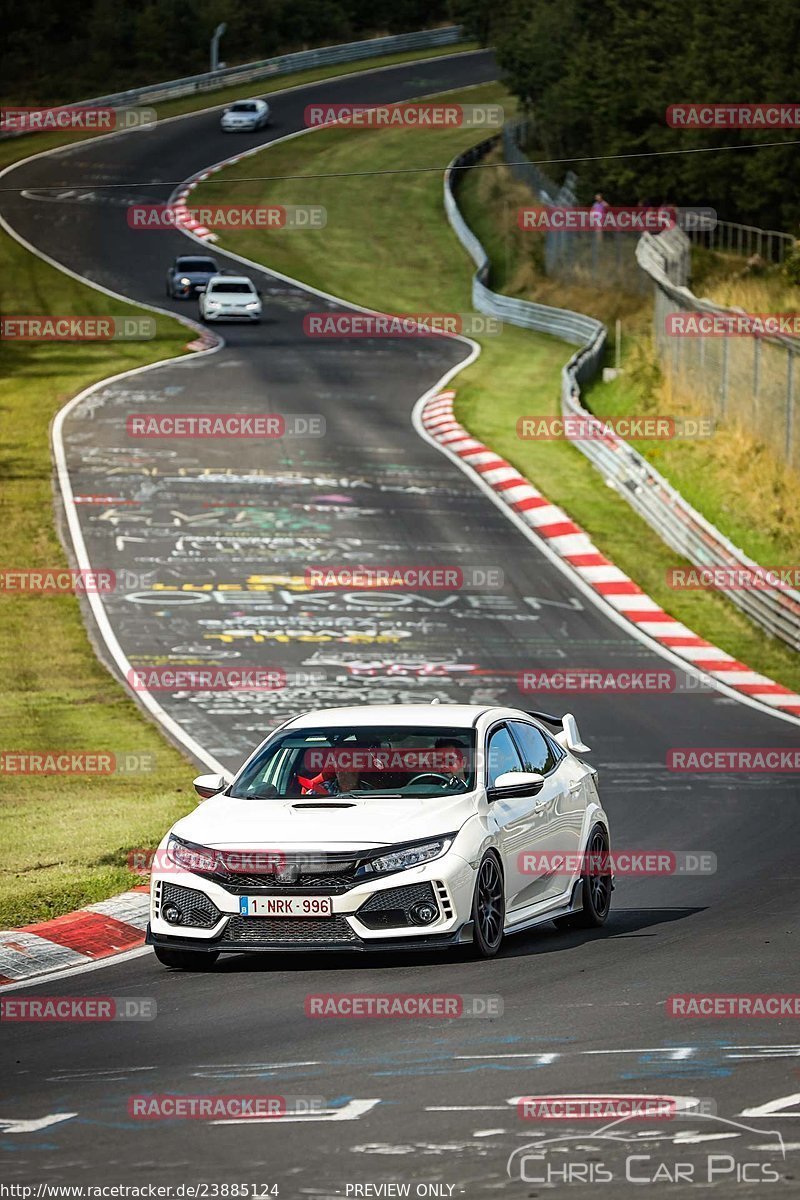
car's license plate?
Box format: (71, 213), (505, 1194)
(239, 895), (333, 917)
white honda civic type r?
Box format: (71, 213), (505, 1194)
(147, 704), (612, 969)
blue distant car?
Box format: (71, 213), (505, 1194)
(165, 255), (220, 299)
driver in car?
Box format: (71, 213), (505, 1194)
(298, 737), (383, 796)
(433, 738), (470, 787)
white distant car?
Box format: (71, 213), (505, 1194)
(198, 274), (262, 322)
(220, 99), (270, 131)
(147, 704), (613, 970)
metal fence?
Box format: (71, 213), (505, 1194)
(503, 119), (649, 294)
(503, 119), (798, 289)
(501, 119), (576, 206)
(447, 138), (604, 350)
(0, 26), (465, 137)
(445, 141), (800, 652)
(685, 220), (795, 264)
(637, 229), (800, 472)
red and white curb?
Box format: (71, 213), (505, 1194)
(185, 327), (221, 352)
(172, 153), (255, 241)
(421, 390), (800, 718)
(0, 889), (149, 985)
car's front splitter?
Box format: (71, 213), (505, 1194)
(146, 921), (474, 954)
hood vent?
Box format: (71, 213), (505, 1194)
(291, 801), (356, 810)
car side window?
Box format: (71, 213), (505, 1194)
(509, 721), (561, 775)
(486, 725), (525, 786)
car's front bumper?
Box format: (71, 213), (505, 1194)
(202, 308), (261, 321)
(149, 853), (476, 953)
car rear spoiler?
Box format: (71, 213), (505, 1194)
(527, 710), (590, 754)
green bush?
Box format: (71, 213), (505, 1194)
(783, 242), (800, 286)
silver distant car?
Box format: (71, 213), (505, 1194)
(220, 99), (270, 132)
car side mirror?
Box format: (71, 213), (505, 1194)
(487, 770), (544, 801)
(193, 773), (226, 800)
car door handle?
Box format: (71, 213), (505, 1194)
(569, 783), (583, 794)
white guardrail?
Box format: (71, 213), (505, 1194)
(444, 138), (800, 652)
(0, 25), (465, 135)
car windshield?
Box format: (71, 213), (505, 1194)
(230, 726), (476, 799)
(177, 258), (217, 272)
(208, 282), (254, 294)
(229, 103), (257, 112)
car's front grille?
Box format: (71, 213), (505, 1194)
(161, 882), (222, 929)
(213, 872), (357, 894)
(225, 916), (358, 945)
(357, 882), (438, 929)
(206, 854), (365, 895)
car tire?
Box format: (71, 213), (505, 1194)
(554, 823), (612, 930)
(470, 851), (505, 958)
(153, 946), (219, 971)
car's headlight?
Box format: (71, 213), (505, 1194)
(166, 834), (218, 874)
(244, 301), (260, 309)
(358, 835), (455, 878)
(205, 298), (220, 307)
(179, 277), (191, 286)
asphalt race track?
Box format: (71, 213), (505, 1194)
(2, 50), (800, 1196)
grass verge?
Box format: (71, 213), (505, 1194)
(0, 231), (199, 928)
(192, 85), (800, 694)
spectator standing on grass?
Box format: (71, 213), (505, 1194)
(590, 192), (610, 226)
(590, 192), (610, 244)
